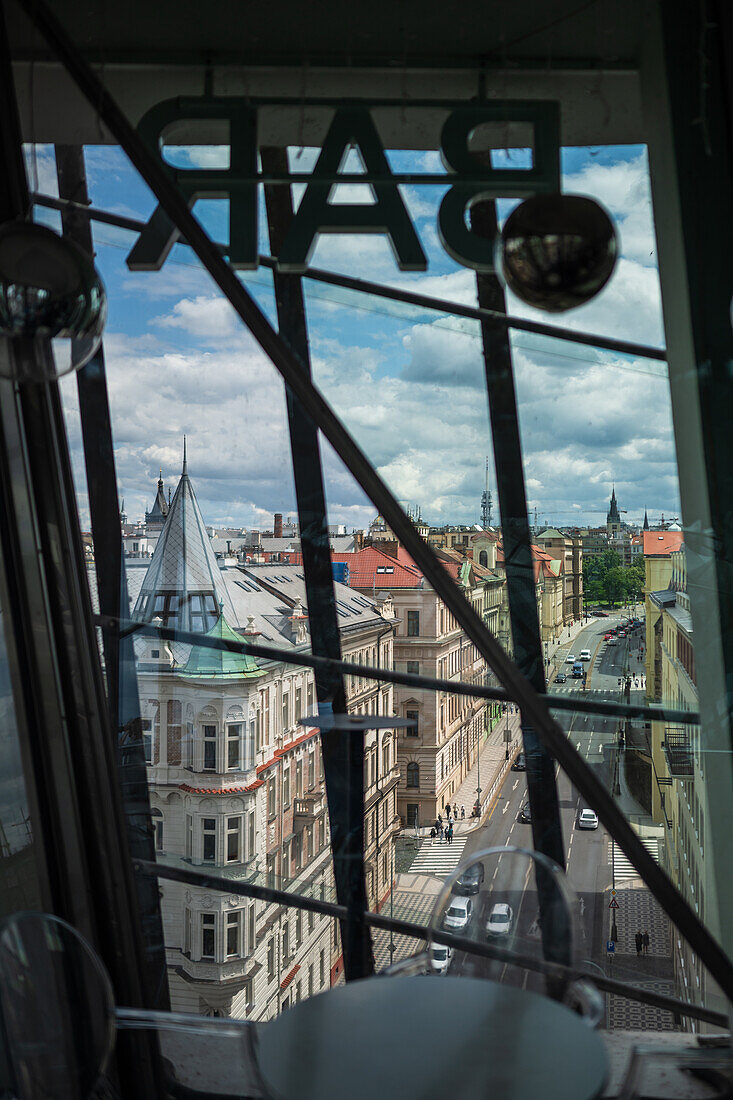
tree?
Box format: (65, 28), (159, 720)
(604, 566), (630, 607)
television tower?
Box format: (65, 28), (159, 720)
(481, 456), (493, 528)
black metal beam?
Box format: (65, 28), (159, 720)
(472, 200), (566, 990)
(54, 144), (170, 1018)
(31, 191), (668, 364)
(105, 615), (701, 729)
(22, 0), (733, 1005)
(262, 144), (373, 981)
(136, 859), (728, 1031)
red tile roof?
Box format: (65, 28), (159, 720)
(280, 963), (300, 990)
(642, 531), (684, 556)
(332, 547), (423, 589)
(180, 780), (264, 794)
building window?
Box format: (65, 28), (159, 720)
(282, 693), (289, 731)
(283, 764), (291, 807)
(320, 949), (325, 988)
(185, 814), (193, 859)
(295, 911), (302, 947)
(308, 748), (315, 789)
(248, 810), (255, 859)
(307, 682), (314, 712)
(248, 718), (256, 765)
(142, 718), (153, 763)
(183, 908), (192, 956)
(227, 724), (242, 770)
(283, 921), (290, 961)
(407, 610), (420, 636)
(167, 699), (182, 765)
(407, 803), (419, 828)
(405, 709), (419, 736)
(406, 660), (419, 675)
(295, 687), (302, 722)
(151, 808), (163, 851)
(226, 911), (241, 958)
(296, 759), (303, 798)
(308, 963), (314, 999)
(406, 762), (419, 788)
(202, 817), (217, 862)
(308, 909), (314, 935)
(203, 724), (217, 770)
(479, 550), (488, 567)
(268, 777), (276, 817)
(226, 816), (242, 863)
(201, 914), (216, 959)
(267, 938), (275, 981)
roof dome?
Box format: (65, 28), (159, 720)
(179, 612), (260, 679)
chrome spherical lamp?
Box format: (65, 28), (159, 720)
(0, 221), (107, 381)
(497, 194), (618, 313)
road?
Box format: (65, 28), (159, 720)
(445, 610), (643, 1001)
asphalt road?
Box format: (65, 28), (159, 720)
(444, 611), (642, 1000)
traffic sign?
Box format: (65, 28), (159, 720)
(606, 941), (615, 953)
(609, 898), (620, 910)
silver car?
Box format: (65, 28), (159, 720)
(442, 896), (473, 932)
(486, 902), (514, 937)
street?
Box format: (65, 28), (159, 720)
(443, 611), (654, 1010)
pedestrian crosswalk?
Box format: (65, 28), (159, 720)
(409, 836), (468, 877)
(609, 837), (661, 883)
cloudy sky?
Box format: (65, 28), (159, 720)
(32, 133), (679, 534)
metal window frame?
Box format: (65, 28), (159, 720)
(16, 0), (733, 1007)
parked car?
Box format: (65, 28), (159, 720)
(578, 808), (599, 830)
(579, 649), (591, 661)
(511, 752), (526, 771)
(555, 671), (567, 684)
(429, 943), (452, 974)
(566, 653), (576, 664)
(442, 896), (473, 932)
(486, 902), (514, 937)
(519, 802), (532, 823)
(453, 862), (485, 896)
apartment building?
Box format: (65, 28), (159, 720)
(124, 459), (398, 1018)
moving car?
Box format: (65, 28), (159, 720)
(453, 862), (485, 896)
(592, 610), (609, 617)
(486, 903), (514, 937)
(429, 943), (452, 974)
(607, 637), (617, 646)
(566, 653), (576, 664)
(519, 802), (532, 823)
(442, 896), (473, 932)
(603, 633), (612, 641)
(579, 649), (591, 661)
(511, 752), (526, 771)
(572, 661), (584, 678)
(578, 808), (599, 830)
(555, 671), (567, 684)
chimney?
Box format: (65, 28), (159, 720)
(274, 513), (283, 538)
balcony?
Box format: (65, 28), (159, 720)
(662, 727), (694, 778)
(293, 792), (324, 820)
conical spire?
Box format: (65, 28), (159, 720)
(182, 435), (188, 475)
(134, 451), (236, 633)
(643, 509), (649, 531)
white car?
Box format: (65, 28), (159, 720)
(442, 896), (473, 932)
(579, 649), (591, 661)
(578, 808), (599, 830)
(429, 943), (452, 974)
(566, 653), (576, 664)
(486, 902), (514, 937)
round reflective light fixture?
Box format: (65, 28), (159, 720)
(0, 220), (107, 381)
(497, 194), (618, 313)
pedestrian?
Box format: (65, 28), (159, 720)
(453, 802), (458, 817)
(437, 822), (444, 842)
(461, 805), (465, 820)
(643, 931), (650, 955)
(435, 816), (441, 832)
(635, 931), (643, 957)
(449, 824), (454, 844)
(430, 827), (436, 840)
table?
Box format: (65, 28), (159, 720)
(256, 974), (608, 1100)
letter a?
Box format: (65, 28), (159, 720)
(277, 108), (426, 273)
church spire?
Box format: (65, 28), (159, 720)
(182, 435), (188, 476)
(643, 508), (649, 531)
